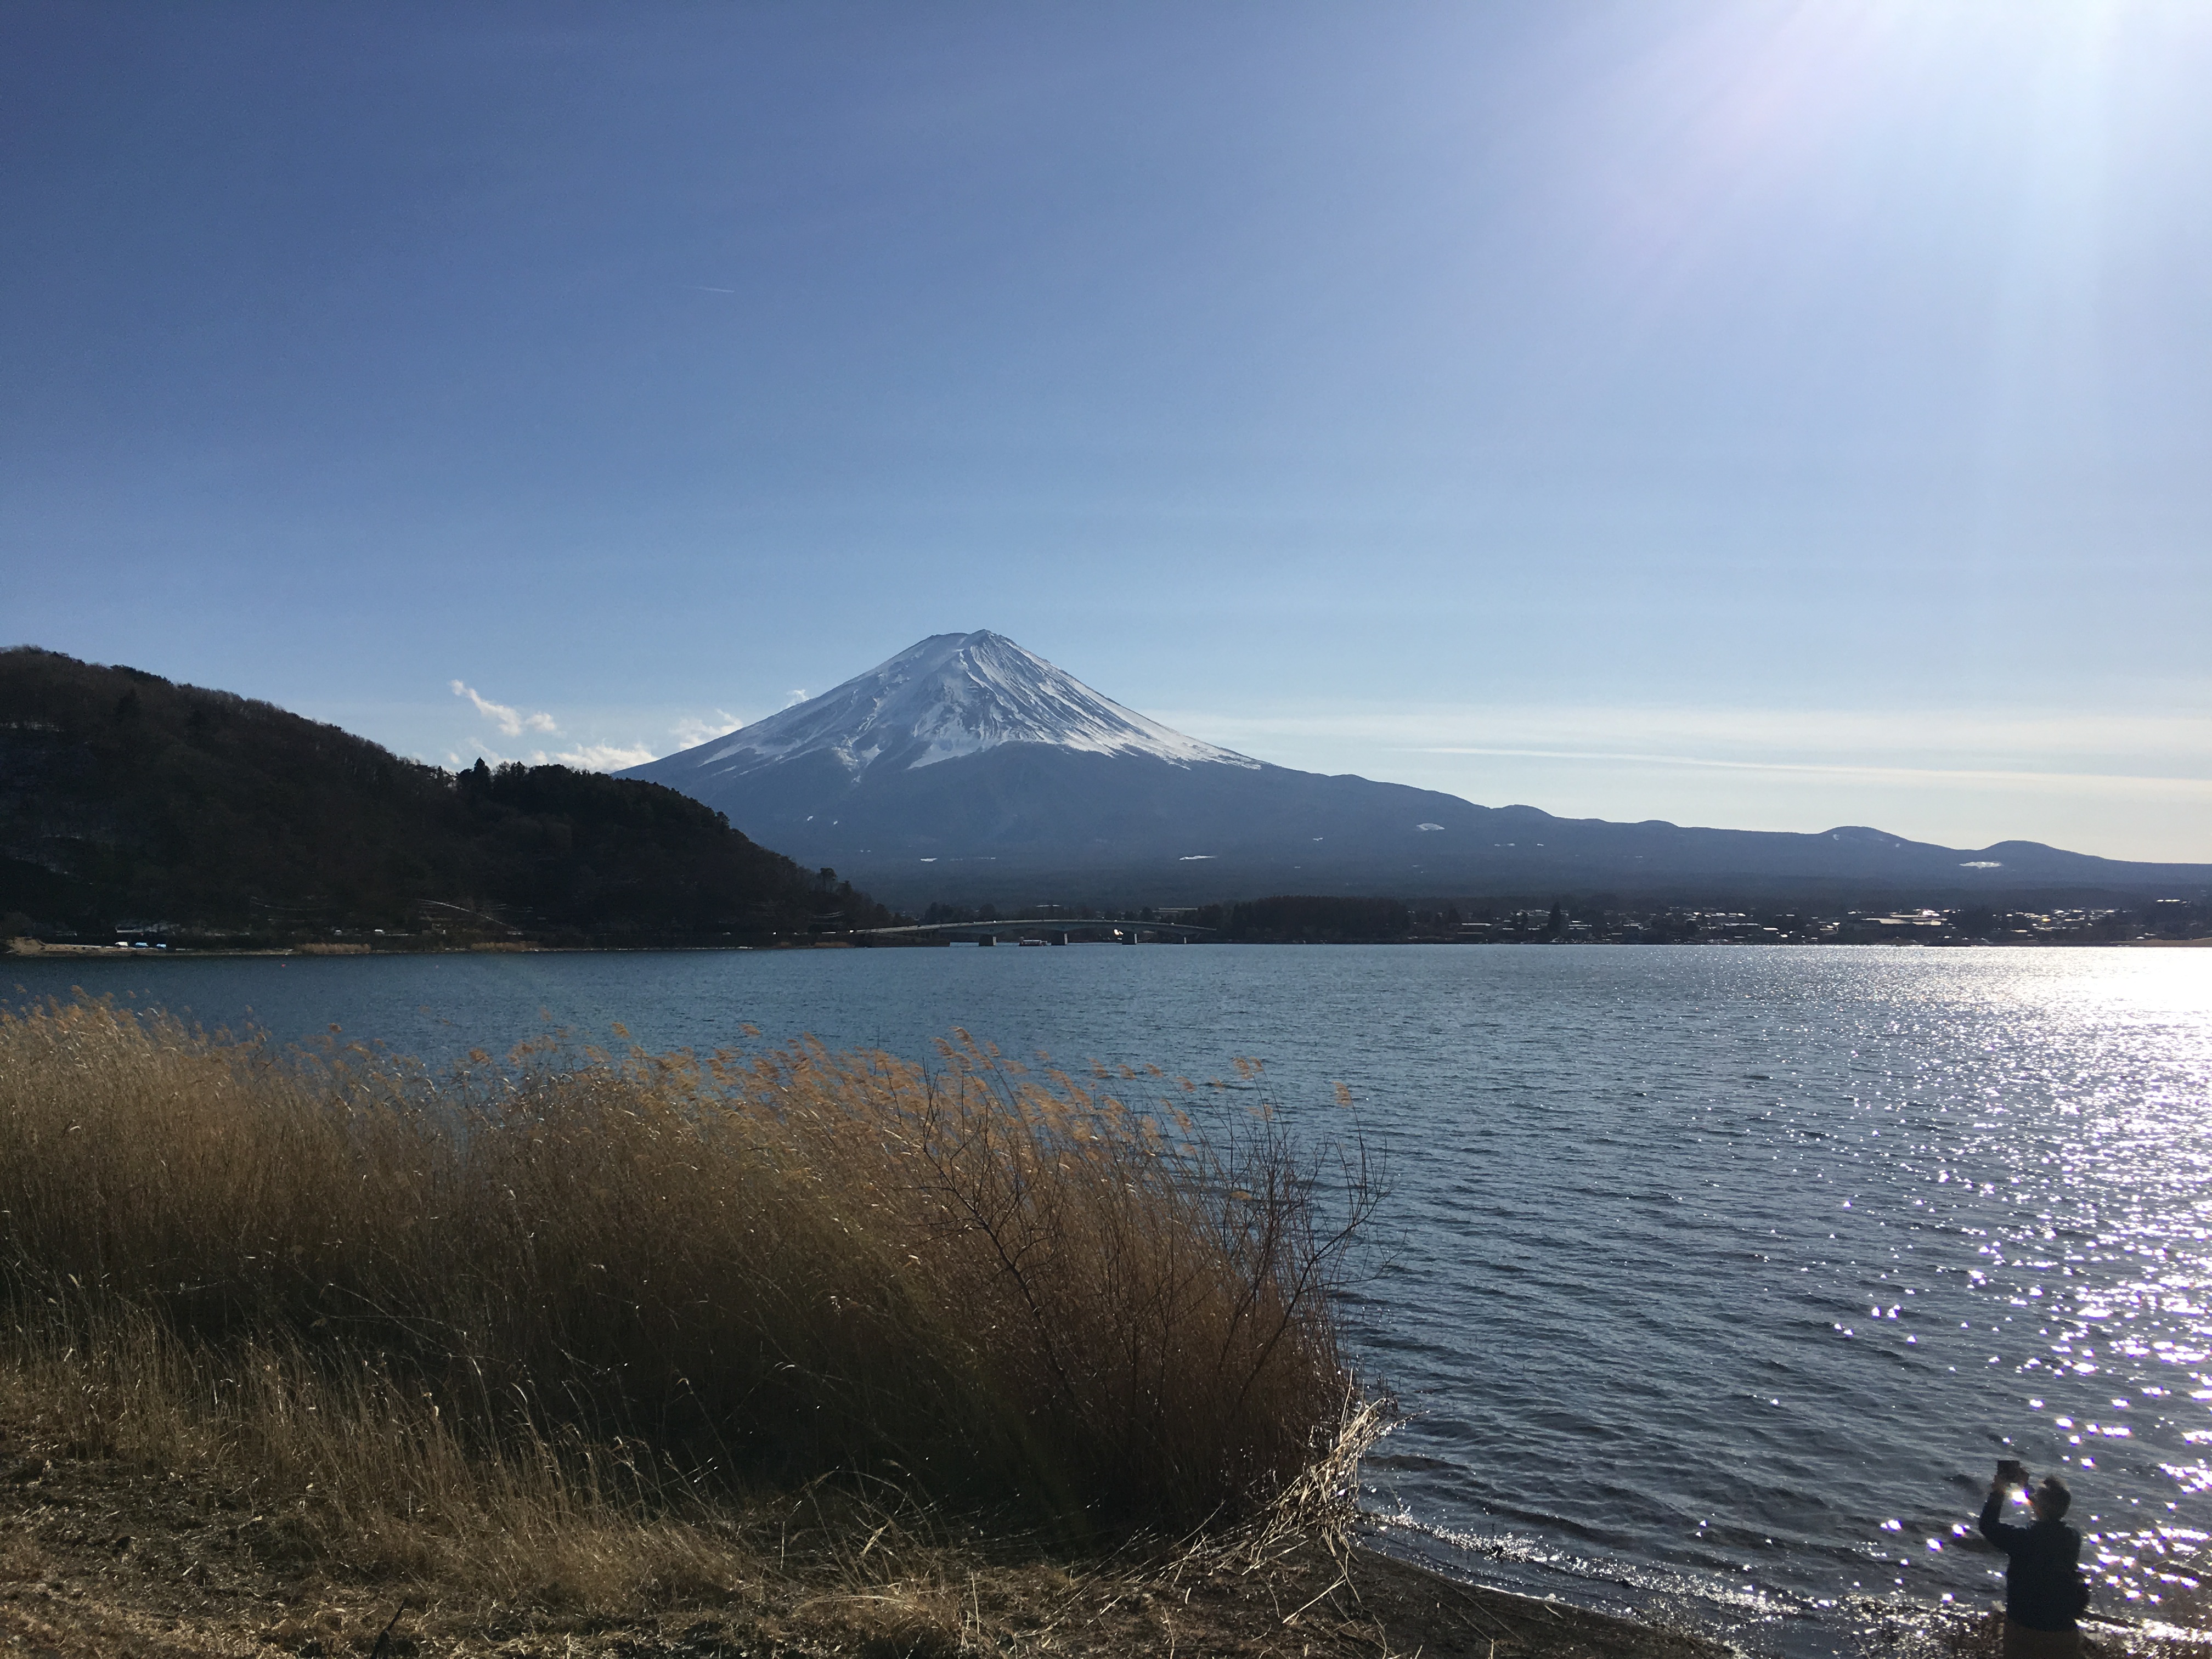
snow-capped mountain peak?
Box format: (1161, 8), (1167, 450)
(646, 631), (1260, 783)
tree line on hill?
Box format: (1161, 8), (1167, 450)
(0, 648), (902, 945)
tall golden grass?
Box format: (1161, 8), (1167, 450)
(0, 996), (1372, 1539)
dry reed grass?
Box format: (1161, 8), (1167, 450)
(0, 996), (1374, 1555)
(0, 1311), (1423, 1658)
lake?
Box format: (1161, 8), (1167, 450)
(9, 943), (2210, 1656)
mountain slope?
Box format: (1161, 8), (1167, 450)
(624, 633), (2212, 907)
(0, 648), (895, 941)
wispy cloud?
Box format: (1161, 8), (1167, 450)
(1403, 745), (2212, 799)
(544, 742), (656, 771)
(1153, 702), (2212, 791)
(785, 689), (810, 706)
(671, 709), (743, 749)
(445, 681), (654, 772)
(449, 740), (655, 773)
(450, 679), (558, 737)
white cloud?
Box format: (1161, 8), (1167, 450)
(543, 742), (657, 772)
(1398, 746), (2212, 799)
(671, 709), (743, 749)
(450, 679), (558, 738)
(785, 689), (810, 706)
(445, 738), (653, 773)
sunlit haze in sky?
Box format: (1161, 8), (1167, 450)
(5, 2), (2208, 860)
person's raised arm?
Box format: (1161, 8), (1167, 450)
(1980, 1459), (2027, 1549)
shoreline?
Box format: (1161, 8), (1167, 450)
(7, 1415), (2205, 1659)
(10, 935), (2208, 962)
(0, 1409), (1736, 1658)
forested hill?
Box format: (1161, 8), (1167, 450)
(0, 648), (900, 944)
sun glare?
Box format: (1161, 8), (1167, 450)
(1570, 1), (2173, 295)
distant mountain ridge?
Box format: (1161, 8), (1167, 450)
(623, 633), (2212, 907)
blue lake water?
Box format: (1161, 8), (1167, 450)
(9, 944), (2210, 1655)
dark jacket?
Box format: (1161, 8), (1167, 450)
(1979, 1490), (2084, 1632)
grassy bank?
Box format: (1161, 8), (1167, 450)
(0, 997), (1376, 1530)
(9, 1003), (2202, 1658)
(0, 998), (1755, 1656)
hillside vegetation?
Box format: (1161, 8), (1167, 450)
(0, 647), (896, 943)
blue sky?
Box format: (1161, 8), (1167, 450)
(5, 1), (2208, 860)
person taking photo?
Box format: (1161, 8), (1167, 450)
(1979, 1458), (2089, 1657)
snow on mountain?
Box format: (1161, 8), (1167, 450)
(656, 631), (1260, 782)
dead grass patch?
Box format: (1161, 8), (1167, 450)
(1, 995), (1376, 1534)
(0, 996), (1744, 1656)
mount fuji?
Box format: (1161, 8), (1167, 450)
(622, 632), (2211, 907)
